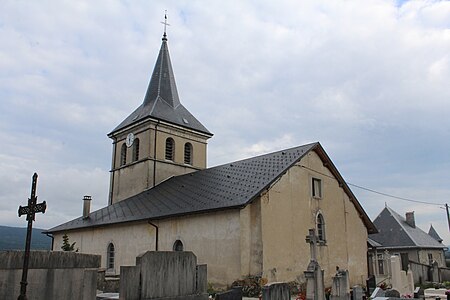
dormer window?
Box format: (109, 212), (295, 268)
(165, 138), (174, 161)
(184, 143), (192, 165)
(120, 144), (127, 166)
(132, 138), (140, 162)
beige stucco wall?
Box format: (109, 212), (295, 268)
(259, 150), (368, 287)
(110, 120), (209, 204)
(418, 249), (446, 267)
(53, 209), (242, 286)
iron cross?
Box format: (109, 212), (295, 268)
(17, 173), (46, 300)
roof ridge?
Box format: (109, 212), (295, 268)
(209, 142), (319, 169)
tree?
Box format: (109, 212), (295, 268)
(61, 233), (76, 252)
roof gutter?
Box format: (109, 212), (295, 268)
(44, 232), (54, 251)
(148, 221), (158, 251)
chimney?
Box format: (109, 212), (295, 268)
(83, 195), (92, 219)
(405, 211), (415, 228)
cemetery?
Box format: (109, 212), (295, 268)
(2, 227), (450, 300)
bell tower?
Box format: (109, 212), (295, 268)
(107, 29), (213, 205)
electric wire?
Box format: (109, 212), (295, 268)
(300, 165), (444, 206)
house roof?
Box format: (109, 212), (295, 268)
(46, 142), (376, 234)
(428, 224), (443, 243)
(369, 206), (444, 249)
(109, 35), (212, 137)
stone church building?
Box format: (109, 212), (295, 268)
(47, 31), (377, 287)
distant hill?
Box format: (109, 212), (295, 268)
(0, 226), (52, 250)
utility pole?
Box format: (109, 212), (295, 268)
(446, 203), (450, 232)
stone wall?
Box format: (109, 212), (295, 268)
(0, 250), (100, 300)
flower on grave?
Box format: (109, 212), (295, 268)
(325, 287), (332, 295)
(445, 290), (450, 296)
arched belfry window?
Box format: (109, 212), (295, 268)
(316, 213), (326, 243)
(165, 138), (174, 161)
(107, 243), (115, 270)
(173, 240), (183, 251)
(132, 138), (140, 162)
(184, 143), (192, 165)
(120, 144), (127, 166)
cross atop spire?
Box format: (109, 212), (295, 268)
(161, 11), (170, 41)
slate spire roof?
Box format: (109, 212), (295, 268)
(428, 224), (443, 243)
(109, 34), (212, 136)
(46, 142), (376, 234)
(369, 206), (444, 249)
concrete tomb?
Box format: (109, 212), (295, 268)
(331, 269), (350, 300)
(119, 251), (208, 300)
(262, 282), (290, 300)
(0, 250), (100, 300)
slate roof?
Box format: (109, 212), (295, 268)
(428, 224), (443, 243)
(109, 36), (212, 136)
(47, 142), (376, 234)
(369, 206), (444, 249)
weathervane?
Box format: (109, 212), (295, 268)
(161, 10), (170, 40)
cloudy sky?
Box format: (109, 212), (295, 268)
(1, 0), (449, 244)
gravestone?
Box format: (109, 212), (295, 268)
(215, 286), (243, 300)
(262, 282), (290, 300)
(351, 286), (363, 300)
(304, 229), (325, 300)
(331, 269), (350, 300)
(119, 251), (208, 300)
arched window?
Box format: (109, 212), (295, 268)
(132, 138), (140, 162)
(316, 213), (326, 242)
(107, 243), (115, 270)
(184, 143), (192, 165)
(165, 138), (174, 161)
(173, 240), (183, 251)
(120, 144), (127, 166)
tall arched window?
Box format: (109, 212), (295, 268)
(184, 143), (192, 165)
(165, 138), (174, 161)
(316, 213), (326, 242)
(132, 138), (140, 162)
(107, 243), (115, 271)
(173, 240), (183, 251)
(120, 144), (127, 166)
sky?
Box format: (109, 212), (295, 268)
(1, 0), (450, 244)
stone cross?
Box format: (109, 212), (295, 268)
(305, 228), (318, 262)
(17, 173), (46, 300)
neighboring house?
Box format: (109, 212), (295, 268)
(46, 31), (377, 288)
(368, 206), (446, 283)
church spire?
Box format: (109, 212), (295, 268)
(109, 15), (212, 136)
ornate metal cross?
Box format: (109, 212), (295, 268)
(160, 10), (170, 39)
(17, 173), (46, 300)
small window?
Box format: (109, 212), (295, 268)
(173, 240), (183, 251)
(312, 178), (322, 198)
(165, 138), (174, 161)
(184, 143), (193, 165)
(377, 254), (385, 275)
(316, 213), (326, 242)
(107, 243), (115, 270)
(132, 138), (140, 162)
(428, 253), (433, 264)
(120, 144), (127, 166)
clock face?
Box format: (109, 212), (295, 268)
(125, 133), (135, 147)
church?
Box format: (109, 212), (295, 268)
(47, 29), (377, 288)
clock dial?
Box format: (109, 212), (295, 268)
(126, 133), (135, 147)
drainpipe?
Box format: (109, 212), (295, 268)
(44, 232), (54, 250)
(148, 221), (159, 251)
(153, 121), (160, 187)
